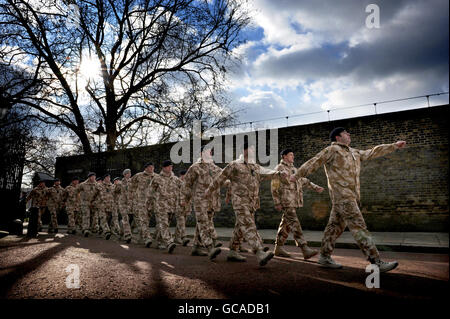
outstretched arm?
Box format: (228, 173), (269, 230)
(295, 146), (334, 180)
(300, 177), (324, 193)
(358, 141), (406, 161)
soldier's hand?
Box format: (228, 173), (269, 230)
(395, 141), (406, 149)
(275, 204), (282, 212)
(316, 187), (324, 193)
(290, 176), (296, 183)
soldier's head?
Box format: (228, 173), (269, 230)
(88, 172), (96, 182)
(281, 149), (294, 163)
(330, 127), (351, 145)
(53, 178), (60, 187)
(96, 176), (103, 183)
(71, 176), (80, 186)
(144, 162), (154, 174)
(179, 170), (187, 180)
(113, 177), (120, 185)
(122, 168), (131, 179)
(243, 142), (256, 162)
(103, 174), (111, 183)
(162, 160), (173, 173)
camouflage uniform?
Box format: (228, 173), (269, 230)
(151, 171), (180, 247)
(174, 178), (191, 243)
(271, 159), (322, 247)
(98, 181), (115, 235)
(76, 179), (102, 236)
(46, 185), (64, 231)
(207, 155), (282, 253)
(26, 184), (48, 230)
(295, 142), (400, 261)
(63, 184), (80, 233)
(113, 178), (132, 241)
(183, 158), (224, 249)
(130, 171), (155, 245)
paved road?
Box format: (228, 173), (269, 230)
(0, 232), (448, 304)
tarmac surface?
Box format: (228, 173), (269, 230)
(0, 228), (448, 304)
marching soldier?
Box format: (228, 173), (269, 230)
(113, 170), (132, 243)
(26, 179), (48, 233)
(182, 147), (224, 259)
(206, 142), (285, 266)
(294, 127), (406, 272)
(46, 178), (64, 233)
(130, 163), (156, 247)
(63, 176), (80, 234)
(150, 160), (179, 254)
(271, 149), (324, 259)
(174, 170), (191, 246)
(77, 172), (111, 239)
(99, 174), (116, 238)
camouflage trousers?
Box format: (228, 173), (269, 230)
(275, 207), (307, 247)
(37, 207), (46, 229)
(174, 210), (186, 243)
(154, 210), (174, 247)
(193, 208), (214, 248)
(235, 210), (262, 247)
(118, 203), (132, 240)
(229, 207), (263, 252)
(320, 200), (379, 261)
(81, 204), (110, 235)
(47, 205), (59, 230)
(134, 201), (152, 242)
(66, 206), (78, 231)
(107, 207), (121, 235)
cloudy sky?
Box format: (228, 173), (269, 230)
(227, 0), (449, 127)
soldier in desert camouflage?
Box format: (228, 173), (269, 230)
(182, 147), (224, 260)
(77, 172), (111, 239)
(150, 160), (180, 254)
(113, 169), (133, 243)
(294, 127), (406, 273)
(46, 178), (64, 233)
(130, 163), (156, 247)
(206, 142), (286, 266)
(63, 176), (80, 234)
(98, 174), (116, 238)
(26, 180), (48, 232)
(271, 148), (324, 259)
(174, 170), (191, 246)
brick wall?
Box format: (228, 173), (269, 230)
(55, 105), (449, 232)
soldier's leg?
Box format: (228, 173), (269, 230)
(275, 209), (291, 246)
(193, 208), (213, 248)
(341, 200), (380, 261)
(154, 210), (174, 247)
(90, 207), (99, 233)
(174, 211), (186, 244)
(66, 208), (76, 233)
(81, 204), (91, 235)
(207, 211), (218, 241)
(37, 207), (45, 230)
(98, 208), (111, 238)
(48, 206), (58, 231)
(118, 204), (132, 241)
(111, 208), (121, 235)
(135, 203), (152, 246)
(231, 208), (264, 253)
(320, 203), (346, 257)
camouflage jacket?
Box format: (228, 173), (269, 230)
(183, 158), (225, 212)
(271, 159), (322, 208)
(46, 185), (65, 208)
(130, 171), (155, 203)
(100, 182), (115, 212)
(178, 179), (191, 213)
(295, 142), (398, 203)
(76, 179), (101, 204)
(207, 155), (282, 211)
(113, 177), (132, 205)
(63, 184), (80, 210)
(26, 185), (48, 208)
(151, 171), (181, 212)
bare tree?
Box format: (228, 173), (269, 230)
(0, 0), (249, 153)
